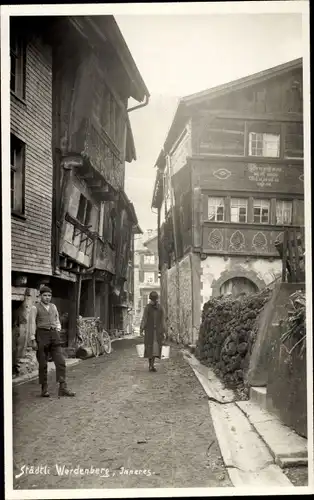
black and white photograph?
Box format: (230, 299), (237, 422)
(1, 1), (312, 498)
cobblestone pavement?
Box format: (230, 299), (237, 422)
(13, 339), (232, 490)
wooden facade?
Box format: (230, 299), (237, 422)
(152, 58), (304, 302)
(10, 16), (149, 360)
(153, 60), (304, 272)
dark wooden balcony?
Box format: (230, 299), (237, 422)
(71, 118), (124, 191)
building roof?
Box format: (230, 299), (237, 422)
(134, 229), (158, 251)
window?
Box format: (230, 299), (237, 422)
(76, 194), (92, 226)
(144, 272), (155, 284)
(10, 31), (25, 98)
(248, 122), (281, 158)
(144, 255), (155, 265)
(208, 197), (225, 221)
(284, 123), (303, 159)
(253, 199), (270, 224)
(92, 77), (125, 152)
(276, 200), (293, 225)
(249, 132), (280, 158)
(11, 134), (25, 214)
(231, 198), (248, 223)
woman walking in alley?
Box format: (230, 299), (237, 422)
(140, 291), (166, 372)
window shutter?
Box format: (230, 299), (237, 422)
(155, 271), (158, 283)
(139, 270), (144, 282)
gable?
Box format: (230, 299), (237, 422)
(193, 67), (303, 116)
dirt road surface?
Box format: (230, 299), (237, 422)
(13, 338), (231, 490)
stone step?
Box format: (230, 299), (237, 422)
(250, 386), (267, 409)
(236, 400), (308, 468)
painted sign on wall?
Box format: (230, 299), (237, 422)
(247, 163), (283, 188)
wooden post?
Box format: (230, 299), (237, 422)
(293, 228), (301, 282)
(287, 229), (296, 282)
(92, 274), (96, 317)
(76, 274), (82, 318)
(282, 230), (288, 282)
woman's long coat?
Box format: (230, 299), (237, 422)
(140, 302), (166, 358)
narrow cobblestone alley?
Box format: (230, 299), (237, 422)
(13, 338), (231, 490)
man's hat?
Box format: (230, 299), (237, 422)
(40, 286), (52, 294)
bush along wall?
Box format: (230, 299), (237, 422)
(196, 288), (272, 392)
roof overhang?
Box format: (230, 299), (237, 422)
(87, 16), (150, 103)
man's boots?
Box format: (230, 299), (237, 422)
(41, 384), (50, 397)
(58, 381), (76, 397)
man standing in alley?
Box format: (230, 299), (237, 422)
(29, 286), (76, 398)
(140, 291), (166, 372)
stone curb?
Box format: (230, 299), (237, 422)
(236, 400), (308, 468)
(12, 359), (81, 387)
(181, 350), (236, 403)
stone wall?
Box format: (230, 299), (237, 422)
(248, 282), (307, 437)
(200, 255), (281, 306)
(196, 288), (272, 388)
(166, 254), (194, 345)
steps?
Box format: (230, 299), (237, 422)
(250, 386), (267, 409)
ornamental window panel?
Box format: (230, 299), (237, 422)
(253, 199), (270, 224)
(276, 200), (293, 225)
(208, 197), (225, 222)
(230, 198), (248, 223)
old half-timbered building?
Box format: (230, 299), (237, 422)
(152, 58), (304, 345)
(11, 16), (149, 369)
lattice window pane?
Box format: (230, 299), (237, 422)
(249, 131), (280, 158)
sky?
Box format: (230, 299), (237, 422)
(116, 13), (304, 231)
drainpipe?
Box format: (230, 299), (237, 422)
(127, 94), (150, 113)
